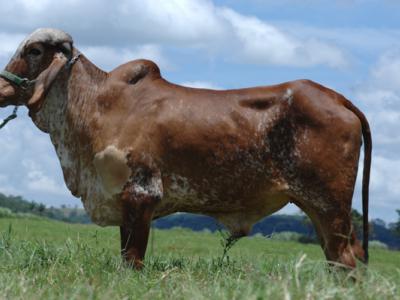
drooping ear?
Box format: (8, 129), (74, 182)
(27, 52), (68, 112)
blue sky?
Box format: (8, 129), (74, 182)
(0, 0), (399, 222)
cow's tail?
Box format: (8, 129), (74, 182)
(344, 99), (372, 264)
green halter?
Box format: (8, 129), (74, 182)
(0, 70), (36, 89)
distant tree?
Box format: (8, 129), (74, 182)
(299, 212), (314, 238)
(351, 208), (374, 238)
(392, 209), (400, 236)
(372, 218), (386, 228)
(38, 203), (45, 213)
(29, 202), (36, 211)
(351, 209), (363, 236)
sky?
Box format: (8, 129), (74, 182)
(0, 0), (399, 223)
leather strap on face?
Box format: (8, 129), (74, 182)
(0, 70), (36, 89)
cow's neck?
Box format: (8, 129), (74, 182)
(32, 53), (107, 197)
(65, 54), (107, 133)
(32, 54), (106, 133)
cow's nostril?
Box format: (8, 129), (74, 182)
(0, 84), (15, 98)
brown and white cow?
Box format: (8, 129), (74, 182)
(0, 28), (371, 269)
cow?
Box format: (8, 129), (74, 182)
(0, 28), (371, 269)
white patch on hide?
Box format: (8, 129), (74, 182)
(157, 173), (218, 215)
(283, 88), (293, 104)
(93, 145), (131, 197)
(79, 166), (124, 226)
(133, 175), (163, 198)
(162, 174), (200, 207)
(169, 174), (197, 197)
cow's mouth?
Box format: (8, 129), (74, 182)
(0, 94), (9, 107)
(0, 78), (16, 107)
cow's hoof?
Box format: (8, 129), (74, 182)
(133, 260), (145, 270)
(123, 258), (145, 270)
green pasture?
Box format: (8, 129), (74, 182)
(0, 218), (399, 299)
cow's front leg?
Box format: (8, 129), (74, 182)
(120, 196), (155, 269)
(120, 169), (162, 269)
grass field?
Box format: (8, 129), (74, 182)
(0, 217), (399, 299)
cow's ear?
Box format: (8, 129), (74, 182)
(27, 53), (68, 112)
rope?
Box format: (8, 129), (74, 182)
(0, 106), (18, 130)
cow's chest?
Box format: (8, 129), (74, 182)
(54, 139), (129, 226)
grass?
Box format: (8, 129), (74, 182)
(0, 218), (399, 299)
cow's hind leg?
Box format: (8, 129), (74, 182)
(299, 202), (364, 269)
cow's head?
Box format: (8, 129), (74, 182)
(0, 28), (74, 112)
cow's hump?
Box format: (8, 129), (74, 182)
(110, 59), (161, 85)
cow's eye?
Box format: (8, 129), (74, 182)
(28, 48), (42, 56)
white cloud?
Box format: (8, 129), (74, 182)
(367, 155), (400, 221)
(22, 159), (69, 196)
(0, 108), (78, 206)
(0, 174), (19, 195)
(280, 25), (400, 57)
(180, 81), (222, 89)
(370, 156), (400, 196)
(117, 0), (227, 46)
(82, 44), (171, 71)
(0, 0), (348, 69)
(15, 0), (52, 12)
(0, 33), (26, 55)
(0, 33), (26, 67)
(355, 50), (400, 152)
(351, 50), (400, 221)
(370, 51), (400, 92)
(219, 9), (347, 68)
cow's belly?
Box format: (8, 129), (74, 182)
(79, 169), (289, 229)
(154, 173), (290, 233)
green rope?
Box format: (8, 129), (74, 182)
(0, 106), (18, 130)
(0, 71), (36, 89)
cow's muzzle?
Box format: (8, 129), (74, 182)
(0, 77), (16, 107)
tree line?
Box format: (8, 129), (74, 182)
(0, 193), (90, 224)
